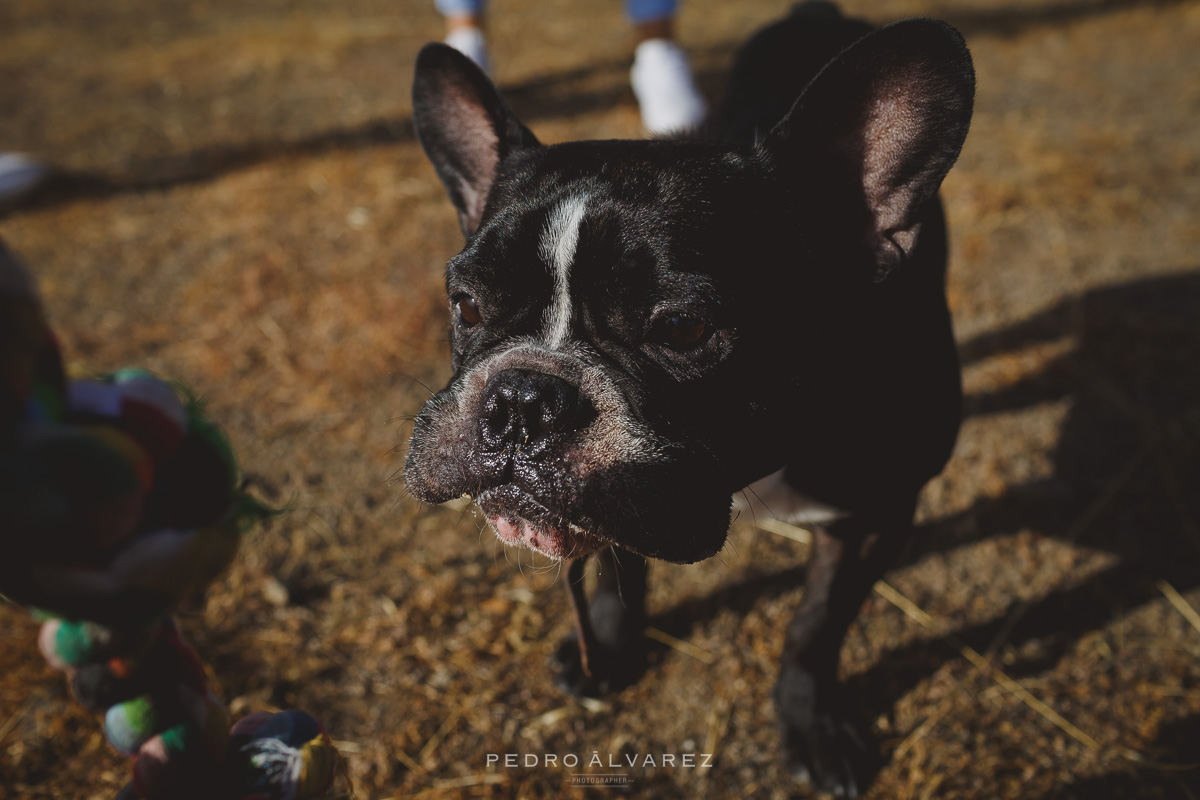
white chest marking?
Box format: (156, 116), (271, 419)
(539, 195), (589, 348)
(735, 468), (846, 527)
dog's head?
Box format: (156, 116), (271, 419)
(404, 20), (973, 563)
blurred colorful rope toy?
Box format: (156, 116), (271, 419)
(0, 240), (339, 800)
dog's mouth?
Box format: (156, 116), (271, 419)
(474, 485), (606, 560)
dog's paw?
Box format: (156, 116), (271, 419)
(776, 672), (880, 798)
(552, 631), (645, 698)
(780, 711), (878, 798)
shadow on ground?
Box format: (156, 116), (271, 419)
(1032, 713), (1200, 799)
(643, 270), (1200, 784)
(9, 0), (1193, 217)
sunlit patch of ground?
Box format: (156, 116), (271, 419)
(2, 1), (1199, 797)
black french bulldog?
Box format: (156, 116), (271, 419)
(405, 3), (974, 795)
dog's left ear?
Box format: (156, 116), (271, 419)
(412, 43), (540, 236)
(765, 19), (975, 279)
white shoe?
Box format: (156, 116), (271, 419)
(630, 39), (707, 136)
(445, 26), (490, 75)
(0, 153), (46, 202)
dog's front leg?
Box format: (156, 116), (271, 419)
(775, 512), (913, 798)
(554, 545), (648, 697)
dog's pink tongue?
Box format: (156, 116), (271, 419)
(489, 515), (524, 544)
(489, 515), (574, 559)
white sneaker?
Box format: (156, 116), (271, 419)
(630, 39), (707, 136)
(0, 153), (46, 202)
(445, 26), (490, 75)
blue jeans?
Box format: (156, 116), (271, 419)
(435, 0), (677, 25)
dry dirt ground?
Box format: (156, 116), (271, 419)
(2, 0), (1199, 798)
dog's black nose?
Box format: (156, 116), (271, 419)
(480, 369), (584, 457)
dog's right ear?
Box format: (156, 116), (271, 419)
(412, 43), (540, 236)
(763, 19), (974, 280)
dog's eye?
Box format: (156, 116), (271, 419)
(454, 296), (482, 327)
(663, 314), (708, 347)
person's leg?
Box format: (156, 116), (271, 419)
(627, 0), (706, 135)
(628, 0), (677, 39)
(437, 0), (489, 73)
(0, 154), (46, 204)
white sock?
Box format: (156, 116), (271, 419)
(630, 38), (707, 136)
(445, 26), (490, 75)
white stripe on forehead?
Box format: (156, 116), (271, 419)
(539, 194), (589, 348)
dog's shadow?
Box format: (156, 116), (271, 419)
(870, 269), (1200, 683)
(646, 269), (1200, 786)
(1028, 714), (1200, 798)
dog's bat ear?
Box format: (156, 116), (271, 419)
(765, 19), (974, 279)
(412, 43), (540, 236)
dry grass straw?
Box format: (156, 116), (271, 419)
(6, 1), (1200, 797)
(759, 509), (1200, 779)
(0, 697), (35, 745)
(757, 518), (1120, 760)
(645, 627), (718, 665)
(1159, 581), (1200, 642)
